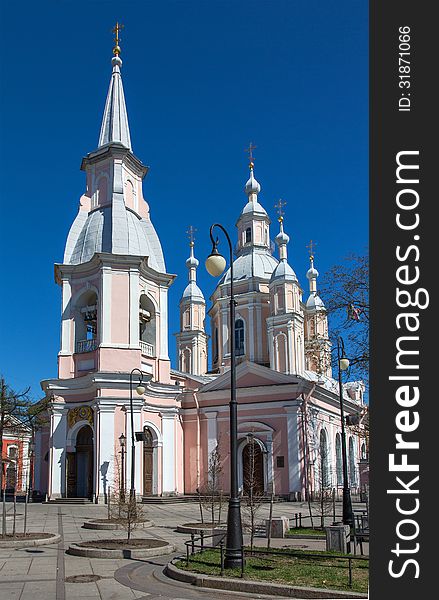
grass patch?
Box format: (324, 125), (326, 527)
(287, 527), (325, 536)
(176, 548), (368, 594)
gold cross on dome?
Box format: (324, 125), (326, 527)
(306, 239), (317, 257)
(275, 198), (287, 220)
(112, 22), (124, 55)
(187, 225), (197, 245)
(245, 142), (257, 167)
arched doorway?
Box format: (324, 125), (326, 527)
(143, 428), (154, 496)
(242, 440), (264, 495)
(66, 425), (94, 498)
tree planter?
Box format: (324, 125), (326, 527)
(176, 522), (226, 535)
(67, 538), (174, 559)
(83, 518), (153, 530)
(0, 533), (61, 548)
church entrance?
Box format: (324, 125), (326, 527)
(66, 425), (93, 498)
(143, 428), (154, 496)
(242, 440), (264, 495)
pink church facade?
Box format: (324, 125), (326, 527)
(35, 44), (366, 503)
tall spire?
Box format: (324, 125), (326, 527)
(98, 23), (132, 150)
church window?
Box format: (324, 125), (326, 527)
(348, 437), (357, 486)
(213, 328), (219, 363)
(319, 429), (330, 488)
(182, 348), (191, 373)
(235, 319), (245, 356)
(276, 334), (287, 373)
(335, 433), (343, 486)
(139, 294), (156, 357)
(75, 290), (98, 353)
(245, 227), (252, 243)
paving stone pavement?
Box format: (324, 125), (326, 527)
(0, 500), (368, 599)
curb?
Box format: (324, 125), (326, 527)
(0, 533), (61, 549)
(285, 534), (326, 540)
(67, 541), (174, 559)
(83, 519), (153, 530)
(166, 558), (368, 599)
(176, 523), (226, 535)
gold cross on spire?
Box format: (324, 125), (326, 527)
(306, 239), (317, 258)
(187, 225), (197, 246)
(245, 142), (257, 168)
(275, 198), (287, 221)
(112, 22), (124, 56)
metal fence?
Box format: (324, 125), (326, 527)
(184, 531), (368, 589)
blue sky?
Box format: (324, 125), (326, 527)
(0, 0), (368, 398)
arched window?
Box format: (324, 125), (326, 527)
(335, 433), (343, 486)
(348, 437), (356, 486)
(182, 348), (191, 373)
(361, 442), (367, 460)
(139, 294), (156, 357)
(319, 429), (330, 488)
(245, 227), (252, 243)
(276, 334), (287, 373)
(213, 327), (219, 363)
(235, 319), (245, 356)
(75, 290), (98, 353)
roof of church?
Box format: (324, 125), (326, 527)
(64, 205), (166, 271)
(221, 249), (278, 283)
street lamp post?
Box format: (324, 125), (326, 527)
(118, 433), (126, 502)
(129, 369), (146, 503)
(337, 337), (354, 530)
(206, 223), (243, 569)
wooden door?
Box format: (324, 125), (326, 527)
(66, 452), (76, 497)
(143, 429), (154, 495)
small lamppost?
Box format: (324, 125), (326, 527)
(129, 369), (146, 503)
(118, 433), (126, 502)
(206, 223), (243, 569)
(337, 337), (354, 529)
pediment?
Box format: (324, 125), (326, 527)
(200, 361), (299, 392)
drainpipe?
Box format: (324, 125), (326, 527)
(193, 391), (201, 490)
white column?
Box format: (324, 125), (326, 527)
(60, 278), (72, 354)
(159, 286), (169, 359)
(265, 434), (274, 493)
(98, 406), (115, 499)
(101, 267), (112, 344)
(161, 412), (176, 493)
(206, 411), (218, 458)
(50, 406), (68, 498)
(124, 403), (143, 496)
(34, 429), (42, 492)
(129, 269), (139, 348)
(248, 304), (255, 361)
(285, 407), (301, 494)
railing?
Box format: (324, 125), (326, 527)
(184, 530), (369, 588)
(76, 339), (98, 353)
(140, 341), (154, 357)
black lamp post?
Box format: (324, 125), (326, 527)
(206, 223), (243, 569)
(118, 433), (126, 502)
(337, 336), (354, 529)
(129, 369), (146, 503)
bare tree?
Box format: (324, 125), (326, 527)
(200, 442), (224, 525)
(110, 488), (147, 541)
(242, 436), (264, 552)
(319, 252), (369, 385)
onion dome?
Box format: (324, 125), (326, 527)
(270, 218), (297, 283)
(181, 241), (204, 302)
(305, 254), (325, 310)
